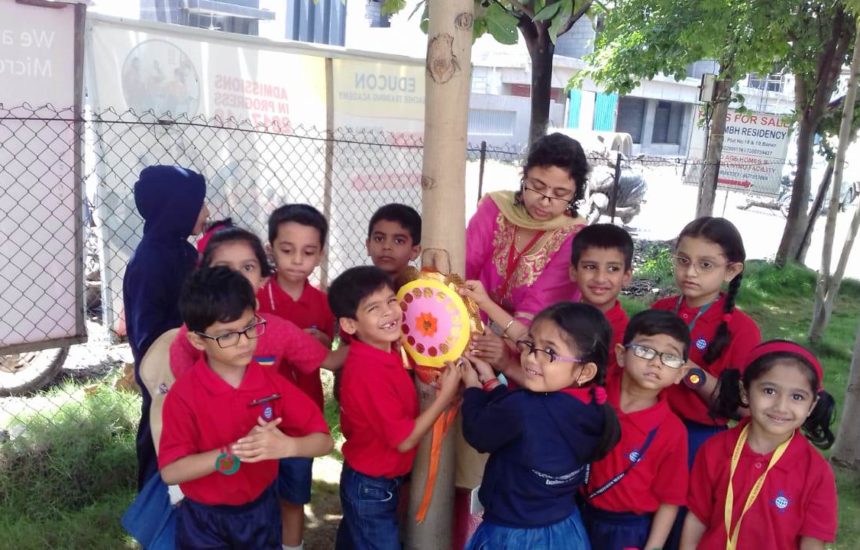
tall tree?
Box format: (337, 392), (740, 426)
(387, 0), (593, 147)
(809, 49), (860, 342)
(405, 1), (473, 547)
(775, 2), (854, 265)
(581, 0), (790, 217)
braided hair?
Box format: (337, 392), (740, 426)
(676, 217), (745, 365)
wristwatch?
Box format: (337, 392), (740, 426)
(684, 367), (706, 389)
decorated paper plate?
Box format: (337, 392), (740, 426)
(397, 278), (471, 367)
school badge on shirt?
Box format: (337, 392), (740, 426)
(773, 490), (790, 513)
(249, 393), (281, 421)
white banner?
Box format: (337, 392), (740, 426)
(88, 17), (328, 335)
(0, 0), (83, 351)
(328, 58), (425, 277)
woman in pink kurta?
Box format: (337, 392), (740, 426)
(464, 133), (589, 337)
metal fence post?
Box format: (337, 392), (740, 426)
(477, 140), (487, 205)
(610, 151), (621, 223)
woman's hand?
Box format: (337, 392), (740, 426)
(459, 279), (492, 308)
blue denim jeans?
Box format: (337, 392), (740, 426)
(335, 464), (405, 550)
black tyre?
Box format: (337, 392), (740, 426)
(0, 347), (69, 397)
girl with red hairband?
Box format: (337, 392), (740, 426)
(681, 340), (837, 550)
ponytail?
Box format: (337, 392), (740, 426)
(587, 366), (621, 462)
(703, 272), (742, 365)
(710, 368), (744, 421)
(804, 390), (836, 449)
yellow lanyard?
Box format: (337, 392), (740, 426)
(724, 425), (794, 550)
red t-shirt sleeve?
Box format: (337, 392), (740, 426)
(168, 324), (201, 379)
(687, 438), (718, 524)
(274, 376), (330, 436)
(268, 315), (329, 375)
(652, 420), (689, 506)
(799, 460), (838, 542)
(158, 388), (199, 469)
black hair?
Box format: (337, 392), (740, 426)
(200, 226), (272, 277)
(676, 217), (745, 365)
(570, 223), (635, 270)
(179, 266), (257, 333)
(268, 204), (329, 247)
(328, 265), (395, 320)
(711, 341), (836, 449)
(623, 309), (691, 361)
(532, 302), (621, 462)
(367, 203), (422, 245)
(517, 133), (590, 217)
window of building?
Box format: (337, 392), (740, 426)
(748, 73), (784, 93)
(651, 101), (685, 144)
(616, 97), (645, 143)
(468, 109), (516, 136)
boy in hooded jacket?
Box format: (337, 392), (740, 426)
(123, 165), (209, 490)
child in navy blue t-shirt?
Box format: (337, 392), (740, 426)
(460, 302), (621, 548)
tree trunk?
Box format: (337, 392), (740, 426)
(776, 118), (815, 265)
(776, 6), (853, 266)
(808, 20), (860, 342)
(696, 77), (733, 217)
(407, 1), (472, 548)
(796, 161), (833, 263)
(523, 25), (555, 148)
(832, 316), (860, 470)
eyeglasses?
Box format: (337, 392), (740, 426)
(672, 255), (728, 274)
(625, 343), (685, 369)
(195, 317), (267, 348)
(522, 178), (574, 204)
(516, 339), (582, 363)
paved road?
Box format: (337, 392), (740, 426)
(466, 160), (860, 280)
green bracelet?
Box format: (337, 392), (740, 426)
(215, 446), (240, 475)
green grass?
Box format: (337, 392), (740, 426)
(0, 382), (139, 549)
(628, 252), (860, 547)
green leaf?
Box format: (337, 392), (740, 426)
(534, 2), (562, 22)
(548, 0), (573, 43)
(381, 0), (406, 16)
(485, 2), (520, 45)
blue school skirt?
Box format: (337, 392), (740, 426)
(465, 507), (591, 550)
(581, 503), (653, 550)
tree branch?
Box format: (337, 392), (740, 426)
(506, 0), (534, 18)
(557, 0), (593, 36)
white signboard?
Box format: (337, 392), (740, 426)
(0, 0), (84, 351)
(718, 110), (791, 193)
(687, 109), (791, 195)
(328, 58), (425, 277)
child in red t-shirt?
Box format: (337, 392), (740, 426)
(366, 203), (422, 289)
(582, 309), (690, 550)
(328, 266), (461, 549)
(681, 340), (837, 549)
(159, 266), (333, 549)
(258, 204), (337, 549)
(569, 223), (634, 373)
